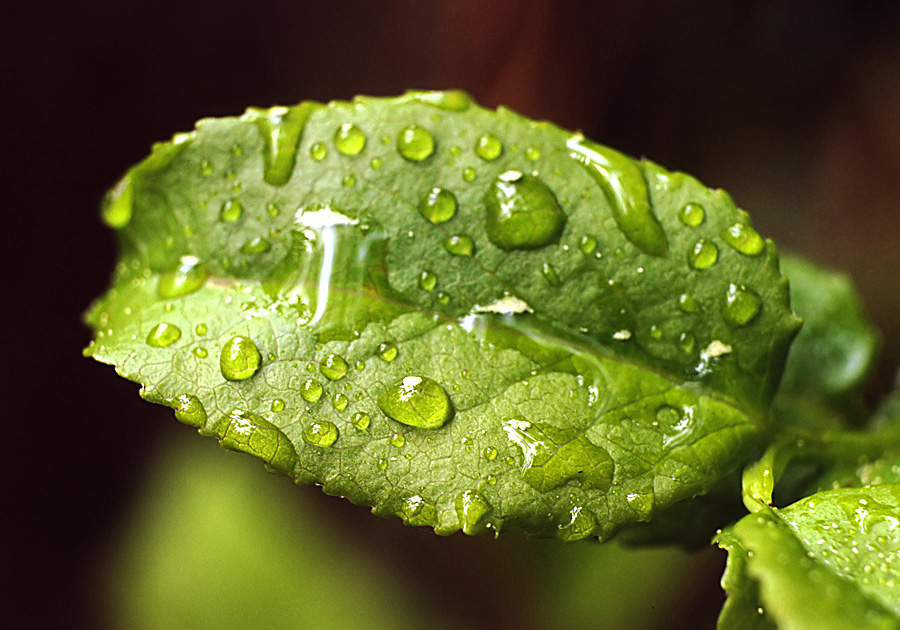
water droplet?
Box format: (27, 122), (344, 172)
(541, 262), (561, 286)
(474, 133), (502, 160)
(220, 199), (243, 223)
(193, 347), (208, 358)
(396, 125), (434, 161)
(303, 420), (339, 447)
(443, 234), (474, 256)
(403, 89), (472, 111)
(378, 342), (398, 362)
(341, 174), (356, 187)
(101, 175), (133, 228)
(391, 433), (406, 448)
(219, 336), (262, 381)
(300, 378), (323, 403)
(377, 458), (388, 470)
(247, 103), (317, 186)
(240, 236), (271, 255)
(462, 167), (476, 182)
(377, 375), (454, 429)
(271, 398), (285, 412)
(525, 146), (541, 161)
(332, 393), (349, 411)
(320, 353), (349, 380)
(351, 411), (370, 430)
(579, 235), (597, 254)
(355, 360), (365, 371)
(195, 323), (207, 336)
(568, 134), (668, 257)
(266, 202), (281, 217)
(688, 239), (718, 269)
(173, 394), (207, 428)
(419, 270), (437, 291)
(158, 256), (209, 298)
(723, 283), (762, 326)
(484, 446), (498, 461)
(215, 409), (297, 474)
(146, 322), (181, 347)
(612, 329), (632, 341)
(418, 187), (457, 224)
(678, 332), (696, 353)
(200, 159), (214, 176)
(455, 490), (491, 534)
(334, 123), (366, 156)
(678, 293), (699, 313)
(369, 157), (382, 170)
(678, 202), (706, 227)
(485, 171), (567, 250)
(436, 291), (451, 305)
(310, 142), (328, 161)
(399, 494), (437, 526)
(625, 492), (655, 517)
(722, 222), (765, 256)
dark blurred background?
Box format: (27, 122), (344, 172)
(4, 1), (900, 628)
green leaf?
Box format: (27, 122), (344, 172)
(85, 90), (800, 540)
(717, 487), (900, 629)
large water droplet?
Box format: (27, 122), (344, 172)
(300, 378), (323, 403)
(220, 199), (243, 223)
(474, 133), (502, 161)
(303, 420), (339, 447)
(722, 222), (765, 256)
(215, 409), (297, 474)
(396, 125), (435, 161)
(455, 490), (491, 535)
(158, 256), (209, 298)
(101, 175), (133, 228)
(567, 134), (668, 257)
(219, 335), (261, 381)
(485, 171), (567, 250)
(443, 234), (474, 256)
(334, 122), (367, 155)
(173, 394), (207, 428)
(419, 187), (457, 224)
(688, 239), (718, 269)
(146, 322), (181, 347)
(320, 353), (349, 380)
(723, 283), (762, 326)
(246, 103), (318, 186)
(678, 202), (705, 227)
(377, 375), (454, 429)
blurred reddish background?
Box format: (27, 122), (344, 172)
(3, 1), (900, 627)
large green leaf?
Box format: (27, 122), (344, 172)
(85, 91), (800, 540)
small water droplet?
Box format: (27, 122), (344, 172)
(320, 353), (349, 380)
(331, 393), (349, 411)
(193, 347), (208, 358)
(485, 171), (566, 250)
(579, 235), (597, 254)
(200, 159), (214, 176)
(271, 398), (285, 412)
(334, 123), (367, 156)
(722, 222), (765, 256)
(174, 394), (207, 428)
(240, 236), (271, 254)
(443, 234), (474, 256)
(378, 342), (398, 362)
(310, 142), (328, 161)
(678, 202), (706, 227)
(303, 420), (339, 447)
(525, 146), (541, 161)
(351, 411), (370, 430)
(300, 378), (323, 403)
(391, 433), (406, 448)
(195, 323), (207, 336)
(266, 202), (280, 217)
(455, 489), (491, 534)
(474, 133), (502, 161)
(220, 199), (243, 223)
(101, 176), (133, 228)
(419, 270), (437, 291)
(723, 283), (762, 326)
(369, 157), (382, 170)
(436, 291), (451, 305)
(377, 458), (388, 470)
(396, 125), (434, 161)
(341, 173), (356, 187)
(678, 293), (699, 313)
(541, 262), (561, 286)
(558, 506), (598, 541)
(219, 336), (261, 381)
(377, 375), (454, 429)
(146, 322), (181, 347)
(484, 446), (498, 461)
(678, 332), (696, 353)
(688, 239), (718, 269)
(419, 187), (458, 224)
(158, 256), (209, 298)
(462, 167), (476, 182)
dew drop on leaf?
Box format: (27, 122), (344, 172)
(558, 506), (598, 541)
(678, 332), (696, 353)
(688, 238), (718, 270)
(219, 335), (261, 381)
(723, 283), (763, 326)
(194, 323), (207, 336)
(377, 375), (454, 429)
(219, 199), (243, 223)
(101, 175), (133, 228)
(173, 394), (207, 428)
(300, 378), (323, 403)
(351, 411), (370, 430)
(310, 142), (328, 161)
(579, 235), (597, 254)
(240, 236), (271, 255)
(266, 202), (280, 217)
(484, 446), (498, 461)
(541, 262), (561, 287)
(334, 123), (367, 156)
(320, 353), (349, 380)
(332, 393), (349, 410)
(462, 167), (476, 182)
(271, 398), (285, 412)
(215, 409), (298, 474)
(418, 187), (458, 224)
(146, 322), (182, 347)
(474, 133), (503, 161)
(678, 202), (706, 227)
(722, 222), (765, 256)
(396, 124), (434, 161)
(247, 103), (317, 186)
(485, 170), (567, 250)
(455, 489), (491, 535)
(369, 157), (382, 170)
(303, 420), (339, 447)
(443, 234), (474, 256)
(377, 342), (398, 362)
(391, 433), (406, 448)
(678, 293), (699, 313)
(525, 146), (541, 161)
(193, 347), (208, 358)
(419, 270), (437, 291)
(158, 256), (209, 298)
